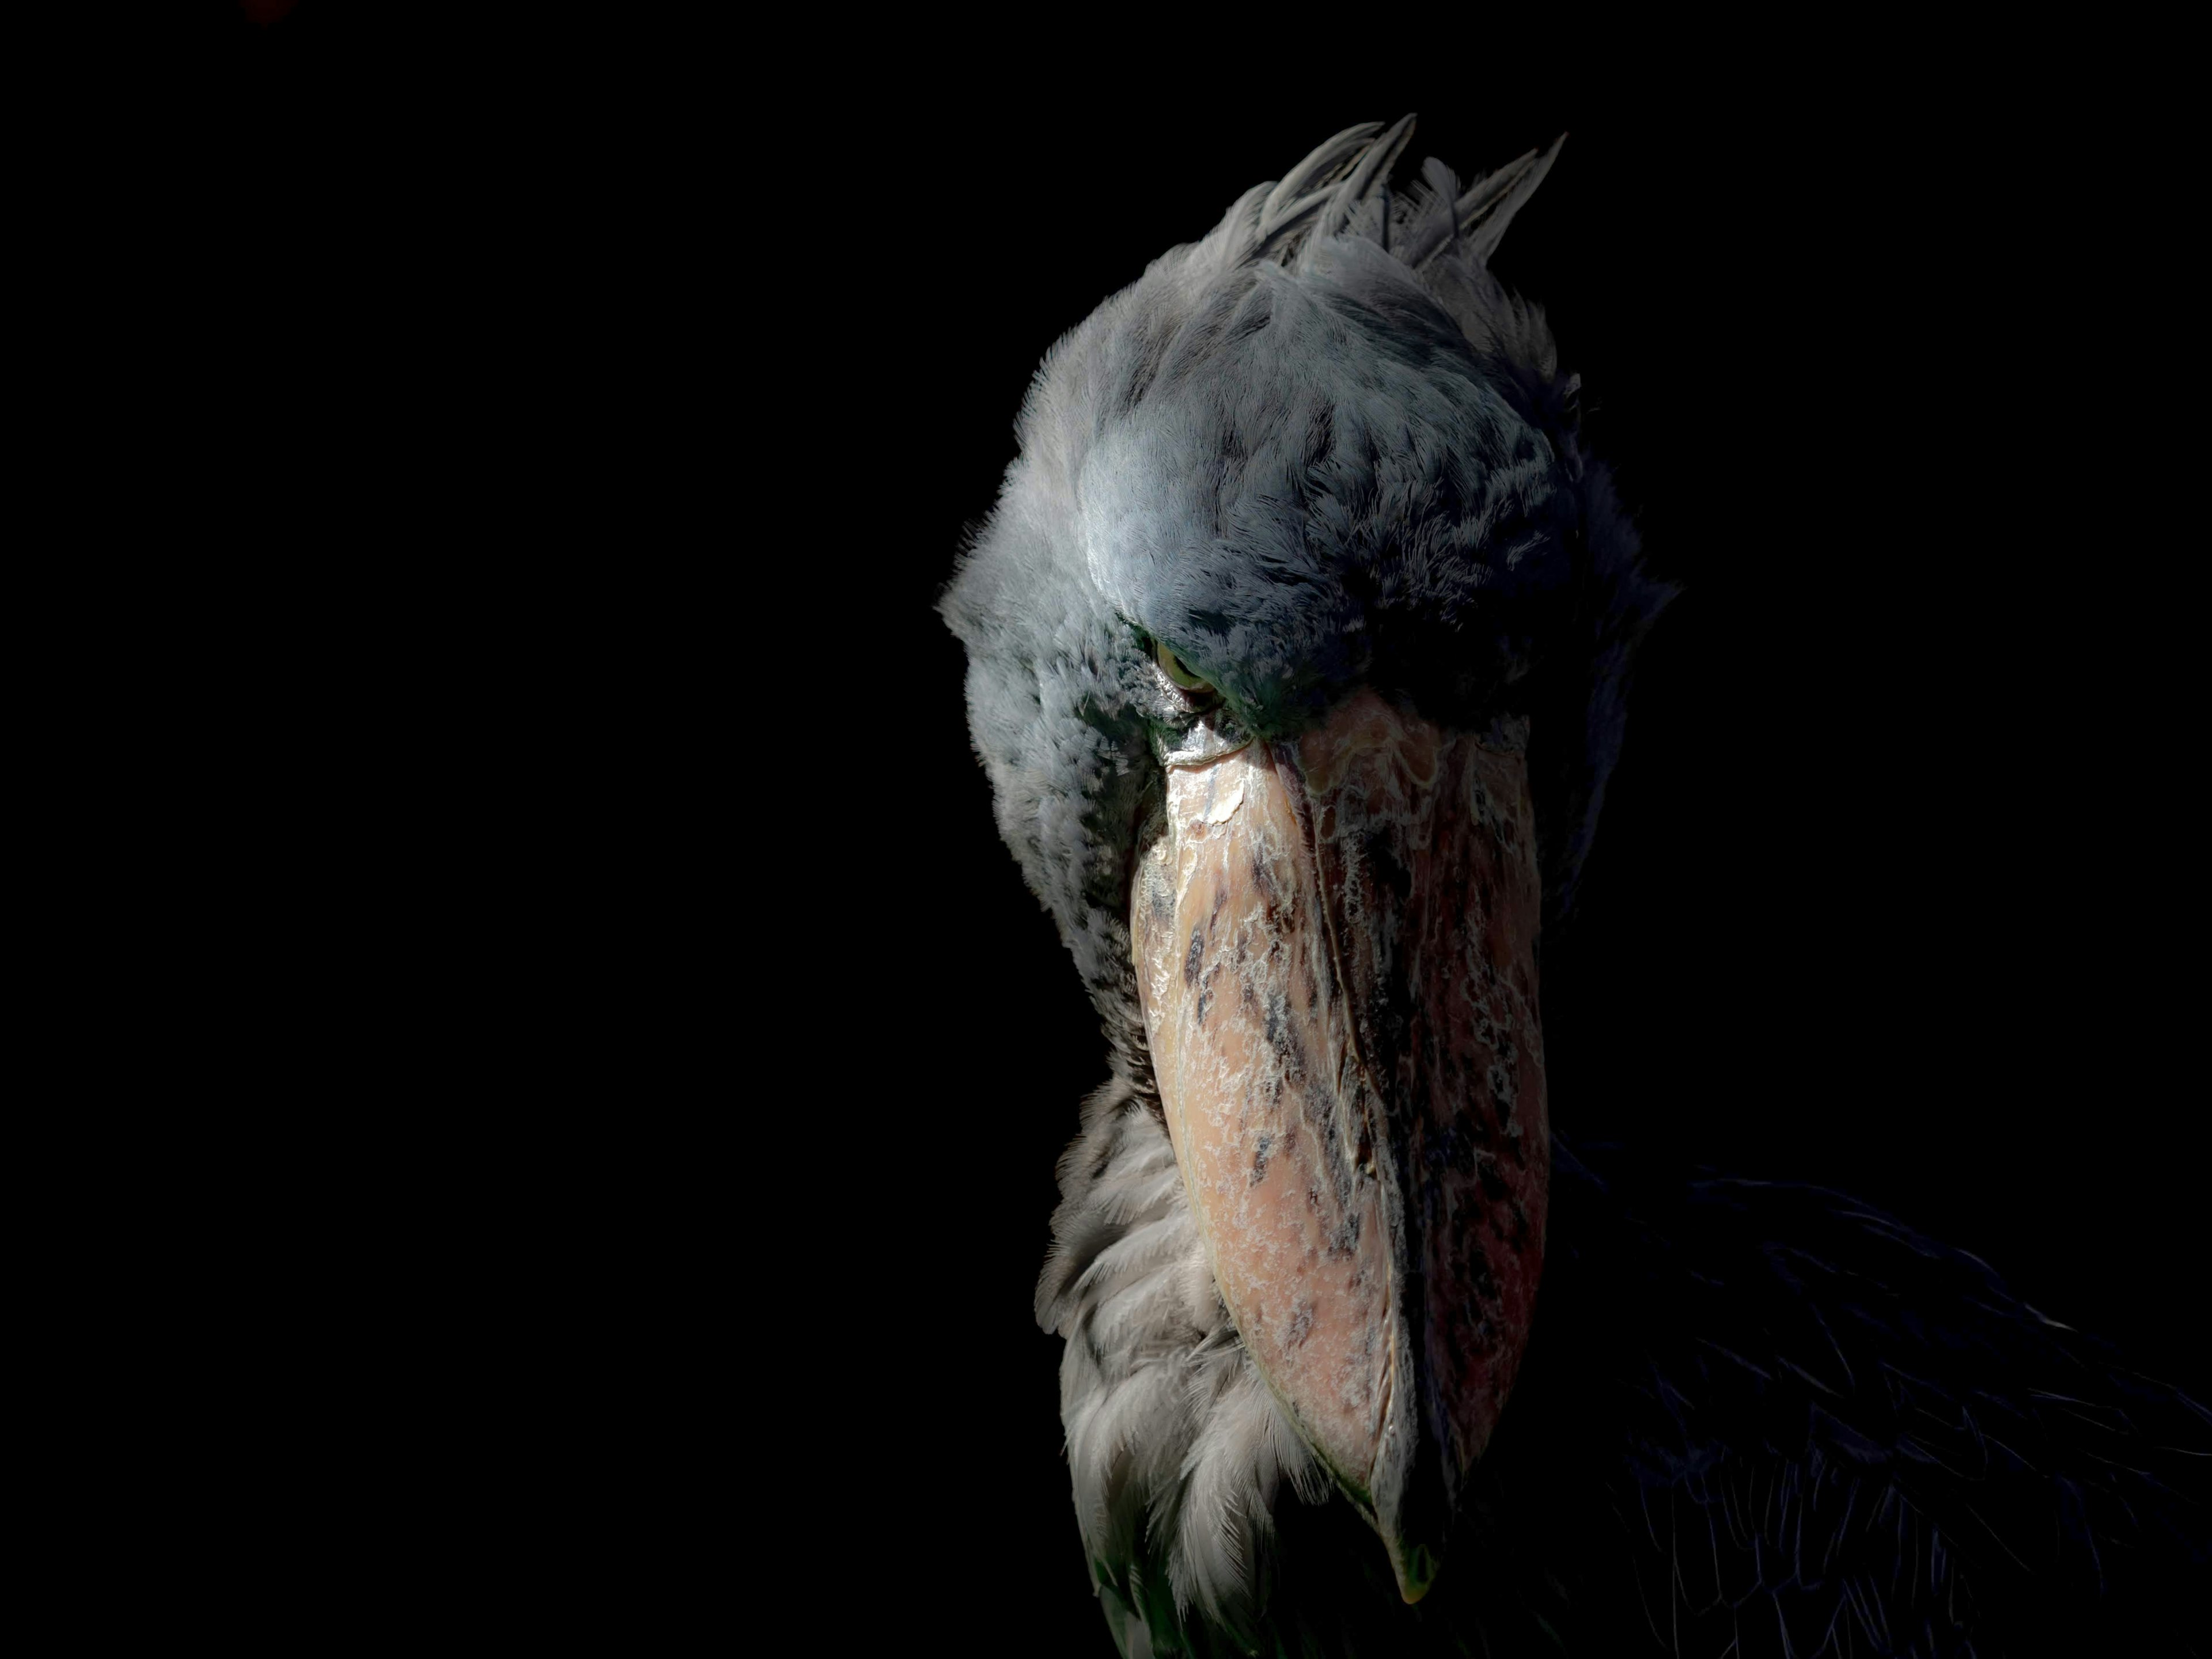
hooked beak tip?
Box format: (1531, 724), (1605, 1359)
(1388, 1537), (1440, 1605)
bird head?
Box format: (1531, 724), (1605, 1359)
(942, 117), (1669, 1607)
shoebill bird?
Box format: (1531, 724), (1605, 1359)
(940, 118), (2207, 1657)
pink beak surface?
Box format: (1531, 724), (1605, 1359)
(1132, 689), (1549, 1602)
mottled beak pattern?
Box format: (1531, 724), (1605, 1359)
(1133, 690), (1549, 1603)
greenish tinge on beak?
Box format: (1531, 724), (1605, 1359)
(1389, 1537), (1440, 1605)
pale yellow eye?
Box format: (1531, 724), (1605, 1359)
(1154, 639), (1214, 694)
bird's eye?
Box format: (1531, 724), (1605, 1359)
(1153, 639), (1215, 695)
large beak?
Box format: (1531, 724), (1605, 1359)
(1131, 689), (1548, 1603)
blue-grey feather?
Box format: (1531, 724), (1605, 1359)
(1310, 112), (1416, 250)
(1458, 134), (1566, 266)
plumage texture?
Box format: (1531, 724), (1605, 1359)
(1046, 1090), (2211, 1657)
(1039, 1077), (1332, 1653)
(940, 120), (1669, 1060)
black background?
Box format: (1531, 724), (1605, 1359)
(210, 10), (2200, 1647)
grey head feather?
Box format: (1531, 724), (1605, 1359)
(1183, 122), (1389, 281)
(1259, 120), (1384, 223)
(1390, 155), (1466, 268)
(1307, 112), (1417, 254)
(1457, 132), (1566, 266)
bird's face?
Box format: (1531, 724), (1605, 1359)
(1131, 661), (1547, 1603)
